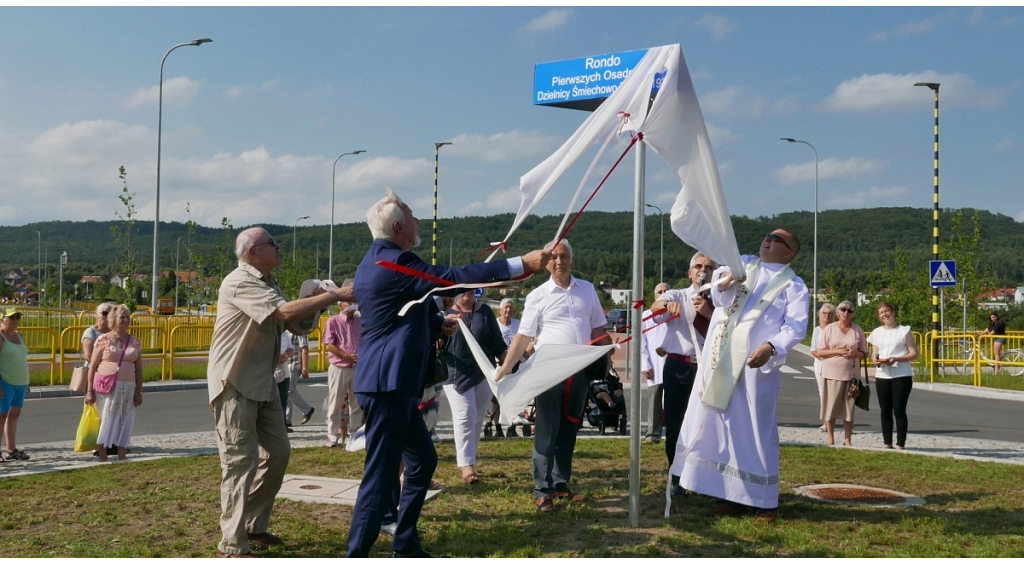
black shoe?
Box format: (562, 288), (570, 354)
(672, 485), (688, 498)
(522, 424), (532, 437)
(301, 407), (315, 425)
(494, 423), (504, 438)
(392, 547), (438, 558)
(286, 427), (294, 433)
(506, 425), (518, 438)
(484, 422), (493, 438)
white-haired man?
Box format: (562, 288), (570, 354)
(207, 227), (355, 557)
(347, 190), (550, 557)
(650, 252), (716, 495)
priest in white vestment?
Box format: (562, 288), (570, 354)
(670, 228), (808, 522)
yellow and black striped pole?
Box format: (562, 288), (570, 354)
(432, 142), (452, 265)
(916, 82), (940, 367)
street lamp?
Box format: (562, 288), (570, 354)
(36, 231), (41, 303)
(293, 215), (309, 263)
(915, 81), (941, 363)
(329, 150), (366, 281)
(59, 251), (67, 311)
(432, 141), (452, 265)
(152, 37), (213, 312)
(175, 236), (183, 314)
(645, 203), (664, 283)
(781, 137), (818, 314)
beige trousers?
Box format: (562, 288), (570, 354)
(326, 364), (363, 443)
(213, 384), (291, 555)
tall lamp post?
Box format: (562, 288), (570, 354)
(915, 82), (941, 365)
(58, 251), (67, 310)
(781, 138), (818, 315)
(175, 236), (183, 314)
(36, 231), (41, 303)
(293, 215), (309, 263)
(644, 203), (664, 283)
(152, 37), (212, 312)
(432, 142), (452, 265)
(329, 150), (366, 282)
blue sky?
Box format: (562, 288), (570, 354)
(1, 6), (1021, 232)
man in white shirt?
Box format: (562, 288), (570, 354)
(649, 252), (716, 494)
(496, 240), (611, 513)
(641, 283), (671, 444)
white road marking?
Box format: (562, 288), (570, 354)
(792, 376), (815, 380)
(780, 365), (801, 374)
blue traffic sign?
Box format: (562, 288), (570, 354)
(474, 288), (485, 299)
(929, 260), (957, 287)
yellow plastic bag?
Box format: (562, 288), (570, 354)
(74, 404), (101, 453)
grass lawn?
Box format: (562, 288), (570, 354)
(2, 439), (1024, 557)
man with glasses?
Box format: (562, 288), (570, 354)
(641, 282), (671, 445)
(208, 227), (356, 557)
(670, 229), (808, 523)
(649, 253), (717, 493)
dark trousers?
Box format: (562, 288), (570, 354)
(662, 356), (696, 469)
(533, 370), (588, 498)
(276, 378), (290, 426)
(347, 392), (437, 557)
(876, 377), (913, 447)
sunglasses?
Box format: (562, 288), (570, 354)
(838, 307), (854, 313)
(99, 311), (110, 316)
(764, 233), (794, 251)
(254, 238), (281, 249)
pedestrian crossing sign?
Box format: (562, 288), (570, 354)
(929, 260), (957, 287)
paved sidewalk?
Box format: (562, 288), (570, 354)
(6, 375), (1024, 479)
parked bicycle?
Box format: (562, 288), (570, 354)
(952, 340), (1024, 377)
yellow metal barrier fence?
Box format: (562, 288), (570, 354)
(20, 326), (58, 384)
(168, 325), (215, 380)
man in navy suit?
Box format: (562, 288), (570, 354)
(346, 190), (550, 558)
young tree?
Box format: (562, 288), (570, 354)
(110, 166), (139, 311)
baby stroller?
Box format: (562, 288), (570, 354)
(586, 365), (627, 435)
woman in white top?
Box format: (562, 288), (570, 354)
(810, 303), (836, 432)
(866, 301), (918, 450)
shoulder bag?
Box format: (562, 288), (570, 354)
(852, 358), (871, 411)
(93, 338), (129, 395)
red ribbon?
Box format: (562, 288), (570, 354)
(376, 260), (454, 287)
(477, 241), (508, 259)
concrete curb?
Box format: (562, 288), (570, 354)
(27, 374), (329, 399)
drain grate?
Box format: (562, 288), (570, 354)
(810, 487), (905, 505)
(299, 484), (323, 490)
(794, 483), (925, 507)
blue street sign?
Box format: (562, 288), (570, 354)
(474, 288), (485, 299)
(533, 48), (662, 112)
(929, 260), (957, 287)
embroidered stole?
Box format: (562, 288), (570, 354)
(700, 260), (795, 411)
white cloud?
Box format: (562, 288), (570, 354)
(774, 157), (885, 185)
(224, 86), (245, 99)
(826, 185), (915, 208)
(0, 118), (434, 227)
(459, 185), (523, 216)
(821, 71), (1017, 112)
(694, 13), (738, 40)
(869, 15), (946, 42)
(448, 130), (562, 162)
(519, 8), (573, 34)
(260, 78), (280, 91)
(999, 16), (1019, 27)
(122, 76), (201, 109)
(705, 123), (741, 146)
(1016, 209), (1024, 222)
(224, 79), (279, 100)
(968, 8), (985, 25)
(995, 138), (1014, 151)
(700, 86), (799, 118)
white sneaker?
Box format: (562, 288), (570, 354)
(326, 438), (339, 448)
(512, 414), (530, 426)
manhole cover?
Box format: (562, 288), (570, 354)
(299, 485), (323, 490)
(794, 484), (925, 507)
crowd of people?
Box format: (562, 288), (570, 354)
(5, 187), (980, 557)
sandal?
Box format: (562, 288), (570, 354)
(6, 449), (29, 461)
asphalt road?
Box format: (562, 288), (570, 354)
(17, 348), (1024, 445)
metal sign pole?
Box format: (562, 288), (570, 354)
(628, 137), (645, 527)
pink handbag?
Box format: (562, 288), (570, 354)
(93, 340), (128, 394)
